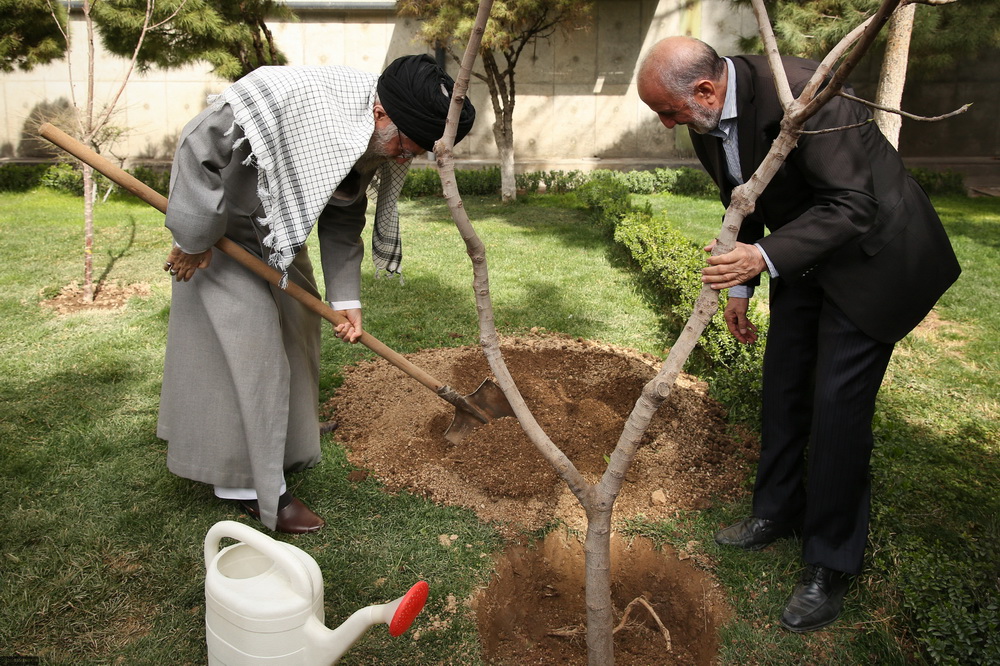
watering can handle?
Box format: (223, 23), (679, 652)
(204, 520), (314, 601)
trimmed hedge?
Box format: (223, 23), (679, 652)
(908, 167), (965, 196)
(0, 163), (49, 192)
(578, 171), (768, 424)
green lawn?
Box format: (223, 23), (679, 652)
(0, 188), (997, 664)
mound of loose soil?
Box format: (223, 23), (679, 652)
(325, 333), (757, 664)
(326, 333), (756, 534)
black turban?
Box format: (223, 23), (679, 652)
(377, 54), (476, 152)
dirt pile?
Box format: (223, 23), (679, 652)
(326, 333), (756, 534)
(325, 332), (756, 664)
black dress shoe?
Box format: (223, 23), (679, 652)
(240, 492), (325, 534)
(714, 516), (799, 551)
(780, 564), (852, 633)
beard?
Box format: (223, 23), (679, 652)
(354, 122), (397, 174)
(687, 103), (723, 135)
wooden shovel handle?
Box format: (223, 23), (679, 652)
(38, 122), (445, 394)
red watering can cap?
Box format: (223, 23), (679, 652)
(388, 581), (429, 637)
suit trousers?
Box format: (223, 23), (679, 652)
(752, 274), (894, 575)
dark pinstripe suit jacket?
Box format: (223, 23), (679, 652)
(690, 55), (961, 343)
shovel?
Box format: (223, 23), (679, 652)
(39, 122), (514, 444)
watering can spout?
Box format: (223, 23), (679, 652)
(307, 581), (430, 663)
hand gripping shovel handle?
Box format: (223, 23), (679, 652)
(37, 122), (474, 411)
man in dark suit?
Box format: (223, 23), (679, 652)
(637, 36), (960, 632)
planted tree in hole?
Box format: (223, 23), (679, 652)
(432, 0), (966, 663)
(398, 0), (593, 203)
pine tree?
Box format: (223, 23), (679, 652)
(93, 0), (293, 82)
(0, 0), (67, 72)
(733, 0), (999, 70)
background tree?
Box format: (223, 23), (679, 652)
(43, 0), (293, 302)
(95, 0), (294, 81)
(1, 0), (67, 72)
(731, 0), (997, 145)
(398, 0), (593, 202)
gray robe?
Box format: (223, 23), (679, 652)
(158, 104), (371, 529)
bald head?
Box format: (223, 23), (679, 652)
(637, 37), (727, 134)
(638, 36), (725, 100)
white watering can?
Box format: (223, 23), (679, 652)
(204, 520), (429, 664)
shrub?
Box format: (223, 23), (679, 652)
(401, 166), (502, 198)
(541, 169), (586, 194)
(613, 208), (706, 310)
(128, 164), (171, 196)
(908, 168), (965, 196)
(621, 170), (658, 195)
(0, 163), (50, 192)
(456, 166), (501, 195)
(879, 532), (1000, 665)
(401, 167), (442, 198)
(652, 168), (680, 193)
(575, 172), (632, 228)
(671, 166), (717, 198)
(579, 167), (717, 198)
(41, 162), (84, 195)
(516, 170), (542, 194)
(579, 186), (766, 426)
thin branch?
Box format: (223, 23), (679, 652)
(548, 624), (584, 637)
(434, 0), (592, 504)
(802, 0), (902, 118)
(47, 0), (84, 137)
(93, 0), (191, 137)
(799, 118), (873, 134)
(839, 91), (972, 121)
(800, 16), (874, 103)
(750, 0), (794, 108)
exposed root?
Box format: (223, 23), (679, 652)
(546, 596), (672, 653)
(613, 596), (672, 653)
(548, 624), (585, 638)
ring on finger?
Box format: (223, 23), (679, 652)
(170, 269), (178, 275)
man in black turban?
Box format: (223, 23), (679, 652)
(377, 54), (477, 153)
(159, 55), (475, 534)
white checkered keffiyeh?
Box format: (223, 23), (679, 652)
(215, 66), (410, 286)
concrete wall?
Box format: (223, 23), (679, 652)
(5, 1), (990, 170)
(0, 0), (756, 168)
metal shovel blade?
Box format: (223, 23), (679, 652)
(443, 379), (516, 445)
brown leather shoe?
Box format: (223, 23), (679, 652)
(240, 493), (325, 534)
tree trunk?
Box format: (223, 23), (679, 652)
(494, 120), (516, 202)
(495, 127), (517, 203)
(584, 497), (614, 664)
(874, 3), (915, 148)
(83, 163), (95, 302)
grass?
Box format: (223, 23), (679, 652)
(1, 187), (997, 664)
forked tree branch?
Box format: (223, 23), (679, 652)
(433, 0), (963, 663)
